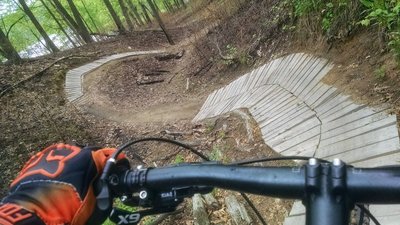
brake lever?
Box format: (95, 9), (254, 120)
(109, 185), (213, 224)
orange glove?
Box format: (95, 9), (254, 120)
(0, 143), (128, 225)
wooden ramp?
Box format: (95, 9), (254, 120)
(65, 50), (164, 102)
(193, 53), (400, 224)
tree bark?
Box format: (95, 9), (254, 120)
(147, 0), (174, 45)
(40, 0), (78, 48)
(51, 0), (85, 43)
(163, 1), (172, 13)
(18, 0), (59, 52)
(126, 0), (144, 26)
(117, 0), (134, 30)
(179, 0), (186, 8)
(102, 0), (126, 33)
(140, 3), (152, 24)
(66, 0), (93, 43)
(81, 0), (100, 33)
(0, 27), (21, 62)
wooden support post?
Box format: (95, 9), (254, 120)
(147, 0), (174, 45)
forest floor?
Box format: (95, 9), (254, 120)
(1, 0), (400, 224)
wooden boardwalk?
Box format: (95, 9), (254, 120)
(193, 53), (400, 224)
(65, 50), (164, 102)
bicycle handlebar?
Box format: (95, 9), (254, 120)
(106, 160), (400, 225)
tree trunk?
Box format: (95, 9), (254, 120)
(163, 1), (172, 13)
(0, 27), (21, 62)
(118, 0), (134, 30)
(126, 0), (144, 26)
(140, 3), (152, 24)
(81, 0), (100, 33)
(18, 0), (59, 52)
(51, 0), (85, 43)
(40, 0), (78, 48)
(147, 0), (174, 45)
(66, 0), (93, 43)
(102, 0), (126, 33)
(179, 0), (186, 8)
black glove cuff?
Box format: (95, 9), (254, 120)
(0, 203), (45, 225)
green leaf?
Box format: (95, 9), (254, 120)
(360, 19), (371, 26)
(360, 0), (373, 8)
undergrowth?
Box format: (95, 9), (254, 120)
(290, 0), (400, 62)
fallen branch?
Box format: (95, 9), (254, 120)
(0, 55), (72, 98)
(165, 130), (192, 136)
(192, 61), (213, 77)
(154, 50), (185, 61)
(145, 70), (169, 76)
(167, 73), (176, 83)
(136, 79), (164, 85)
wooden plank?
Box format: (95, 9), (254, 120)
(373, 214), (400, 225)
(320, 104), (366, 122)
(274, 129), (320, 155)
(256, 61), (275, 86)
(251, 90), (294, 117)
(277, 53), (309, 86)
(249, 86), (286, 114)
(340, 138), (400, 164)
(291, 60), (328, 97)
(318, 100), (357, 119)
(297, 63), (333, 100)
(260, 57), (285, 85)
(320, 116), (396, 146)
(231, 91), (255, 110)
(248, 64), (267, 90)
(250, 88), (290, 116)
(283, 214), (305, 225)
(266, 116), (320, 145)
(286, 56), (320, 91)
(317, 126), (399, 159)
(257, 106), (309, 135)
(232, 75), (248, 97)
(210, 88), (224, 106)
(284, 55), (314, 90)
(268, 55), (294, 85)
(221, 82), (236, 101)
(256, 95), (298, 120)
(307, 86), (339, 109)
(288, 201), (305, 216)
(272, 53), (300, 85)
(370, 205), (400, 216)
(218, 97), (240, 115)
(266, 117), (321, 146)
(215, 87), (230, 104)
(246, 85), (280, 108)
(259, 106), (312, 135)
(241, 71), (256, 93)
(321, 108), (387, 133)
(280, 137), (319, 157)
(205, 90), (218, 108)
(353, 152), (400, 167)
(314, 95), (350, 115)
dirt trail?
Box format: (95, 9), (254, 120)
(82, 99), (202, 124)
(74, 22), (219, 124)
